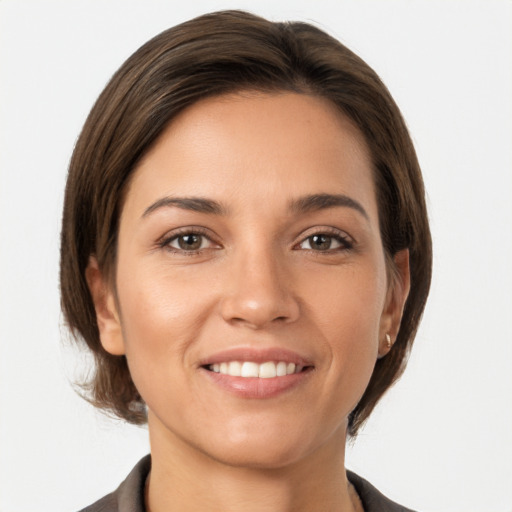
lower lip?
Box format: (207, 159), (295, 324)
(200, 368), (313, 399)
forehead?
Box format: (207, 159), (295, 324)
(124, 91), (377, 221)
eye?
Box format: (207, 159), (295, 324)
(162, 231), (218, 253)
(297, 232), (352, 252)
(170, 233), (205, 251)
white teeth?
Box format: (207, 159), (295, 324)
(228, 361), (242, 376)
(259, 361), (277, 379)
(241, 361), (259, 377)
(276, 361), (287, 377)
(211, 361), (300, 378)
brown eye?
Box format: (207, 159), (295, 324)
(297, 232), (352, 252)
(308, 234), (334, 251)
(178, 234), (202, 250)
(168, 233), (207, 251)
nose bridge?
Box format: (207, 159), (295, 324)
(220, 238), (299, 328)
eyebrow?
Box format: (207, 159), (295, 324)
(142, 196), (227, 218)
(289, 193), (369, 220)
(142, 193), (368, 220)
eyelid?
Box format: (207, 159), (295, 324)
(294, 226), (355, 251)
(157, 226), (221, 252)
(155, 225), (354, 254)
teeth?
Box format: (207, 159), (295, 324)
(276, 361), (287, 377)
(259, 362), (276, 379)
(228, 361), (242, 376)
(211, 361), (299, 378)
(241, 361), (259, 377)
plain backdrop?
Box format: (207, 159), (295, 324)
(1, 1), (511, 511)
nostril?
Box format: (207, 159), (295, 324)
(220, 288), (300, 329)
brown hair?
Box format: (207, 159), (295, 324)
(60, 10), (432, 436)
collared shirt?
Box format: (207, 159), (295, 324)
(78, 455), (416, 512)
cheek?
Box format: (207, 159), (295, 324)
(300, 262), (386, 392)
(118, 258), (214, 330)
(114, 262), (217, 382)
(301, 260), (387, 336)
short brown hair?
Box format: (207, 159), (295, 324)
(60, 10), (432, 436)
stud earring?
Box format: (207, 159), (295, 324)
(385, 333), (392, 349)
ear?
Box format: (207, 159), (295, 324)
(378, 249), (411, 358)
(85, 256), (126, 356)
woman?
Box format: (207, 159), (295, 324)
(60, 10), (431, 512)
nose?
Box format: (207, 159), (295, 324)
(220, 246), (300, 329)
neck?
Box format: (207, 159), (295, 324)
(146, 414), (358, 512)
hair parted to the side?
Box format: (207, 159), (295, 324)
(60, 10), (432, 436)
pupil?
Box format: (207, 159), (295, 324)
(179, 234), (201, 250)
(311, 234), (331, 250)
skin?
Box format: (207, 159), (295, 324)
(87, 92), (409, 512)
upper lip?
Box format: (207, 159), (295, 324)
(198, 347), (314, 368)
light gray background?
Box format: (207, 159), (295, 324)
(1, 1), (511, 511)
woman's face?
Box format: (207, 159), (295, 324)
(91, 92), (407, 469)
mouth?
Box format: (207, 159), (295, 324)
(199, 348), (314, 398)
(203, 360), (310, 378)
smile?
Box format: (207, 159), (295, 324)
(200, 348), (314, 398)
(208, 361), (302, 378)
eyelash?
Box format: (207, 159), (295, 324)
(158, 227), (218, 255)
(158, 227), (354, 255)
(293, 228), (354, 253)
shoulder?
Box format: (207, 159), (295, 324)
(77, 455), (151, 512)
(347, 471), (417, 512)
(78, 492), (118, 512)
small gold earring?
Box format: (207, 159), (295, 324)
(385, 333), (392, 349)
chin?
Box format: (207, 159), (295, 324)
(196, 419), (333, 470)
(206, 439), (309, 470)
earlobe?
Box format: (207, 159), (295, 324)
(378, 249), (411, 358)
(85, 257), (126, 356)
